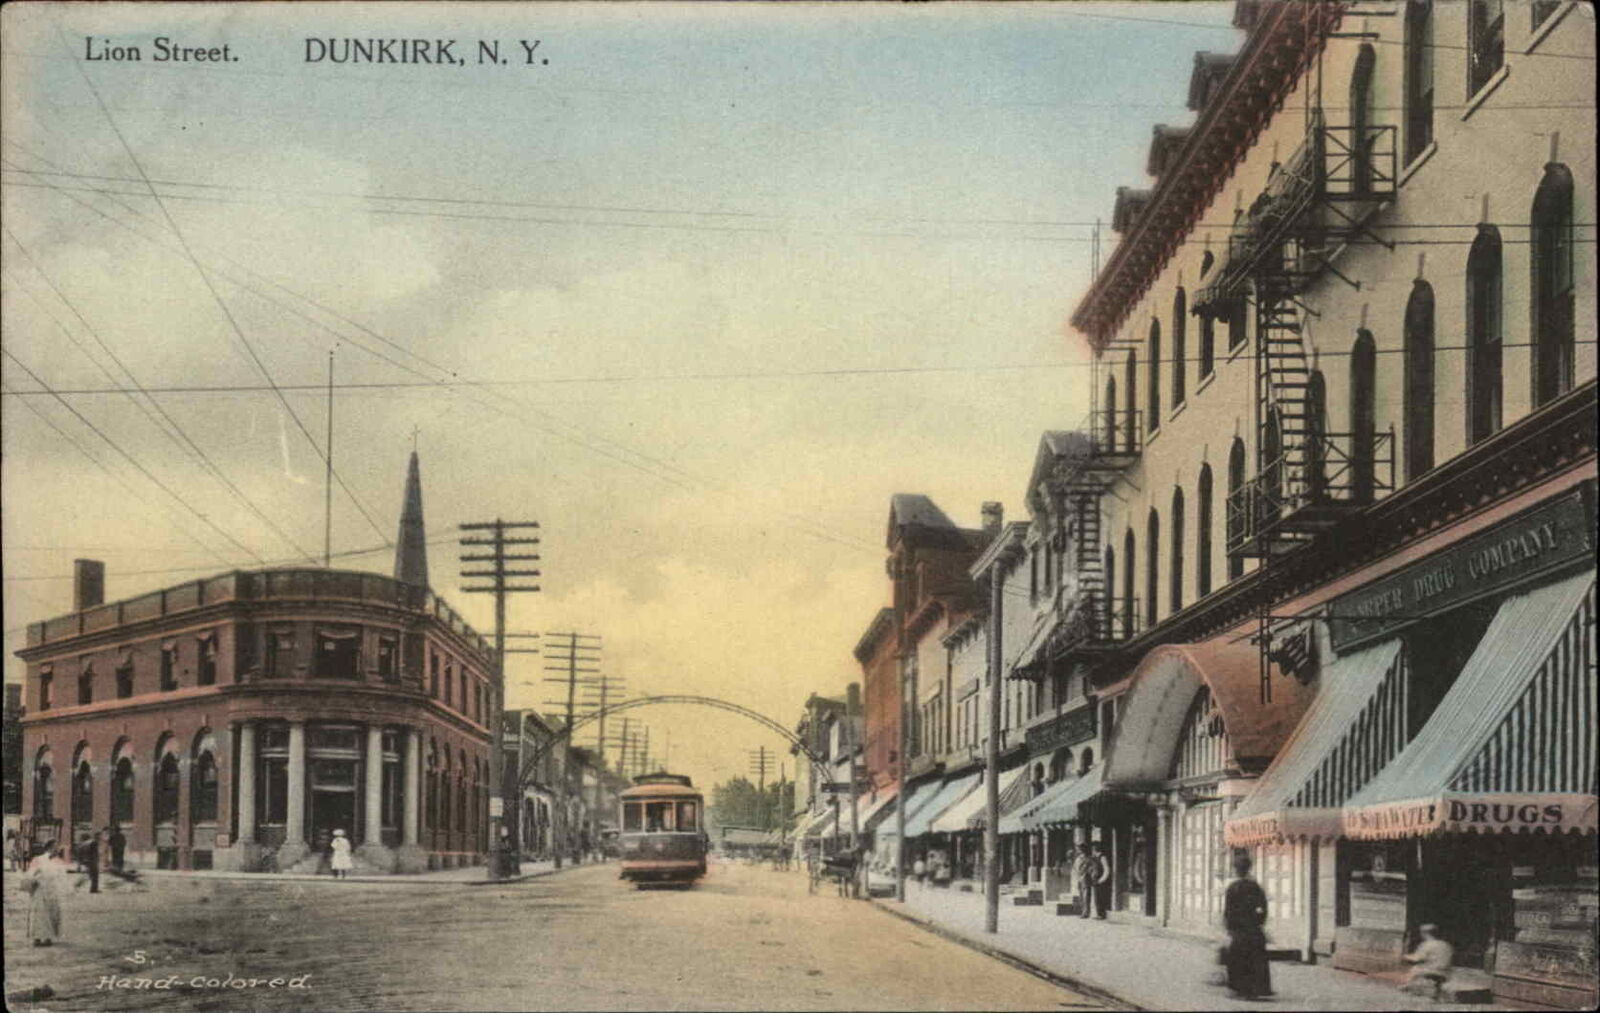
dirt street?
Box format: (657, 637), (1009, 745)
(4, 861), (1109, 1012)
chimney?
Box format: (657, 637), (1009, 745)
(74, 559), (105, 611)
(981, 502), (1004, 535)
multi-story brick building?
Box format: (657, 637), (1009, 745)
(1056, 2), (1595, 1005)
(16, 452), (496, 873)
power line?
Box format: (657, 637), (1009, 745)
(2, 349), (267, 563)
(2, 233), (321, 563)
(51, 21), (391, 542)
(0, 377), (236, 569)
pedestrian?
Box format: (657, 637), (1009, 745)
(108, 823), (126, 872)
(1401, 923), (1454, 1000)
(80, 831), (101, 894)
(1222, 853), (1273, 1000)
(25, 843), (81, 946)
(1091, 843), (1112, 919)
(1073, 843), (1097, 918)
(912, 856), (926, 885)
(7, 830), (26, 872)
(329, 829), (353, 879)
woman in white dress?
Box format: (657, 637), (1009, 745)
(26, 844), (77, 945)
(330, 829), (353, 879)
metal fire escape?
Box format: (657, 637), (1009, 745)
(1200, 83), (1401, 698)
(1049, 398), (1142, 662)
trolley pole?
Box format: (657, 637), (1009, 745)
(460, 520), (541, 881)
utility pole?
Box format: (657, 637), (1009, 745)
(749, 746), (773, 830)
(542, 632), (601, 867)
(460, 520), (541, 881)
(984, 548), (1006, 934)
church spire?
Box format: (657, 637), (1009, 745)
(394, 449), (429, 588)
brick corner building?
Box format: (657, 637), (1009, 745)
(16, 452), (495, 874)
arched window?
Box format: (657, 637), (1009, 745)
(1078, 746), (1094, 776)
(1404, 281), (1436, 479)
(1148, 319), (1163, 432)
(1467, 0), (1505, 98)
(1145, 509), (1161, 629)
(1121, 528), (1137, 638)
(1467, 225), (1504, 444)
(154, 752), (180, 826)
(1172, 289), (1188, 406)
(33, 751), (54, 819)
(112, 750), (135, 824)
(1199, 307), (1216, 379)
(1227, 438), (1246, 580)
(1104, 376), (1119, 451)
(1170, 488), (1186, 615)
(1103, 544), (1117, 640)
(1404, 0), (1434, 162)
(1124, 351), (1138, 449)
(1305, 371), (1329, 502)
(1197, 464), (1214, 597)
(73, 758), (94, 828)
(1532, 164), (1576, 406)
(1350, 44), (1376, 194)
(1350, 330), (1377, 502)
(1200, 250), (1215, 277)
(192, 750), (218, 823)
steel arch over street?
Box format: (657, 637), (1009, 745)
(516, 694), (828, 789)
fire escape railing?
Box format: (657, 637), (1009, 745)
(1226, 429), (1396, 557)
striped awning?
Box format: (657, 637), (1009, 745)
(1341, 572), (1597, 840)
(905, 772), (982, 838)
(999, 773), (1084, 835)
(931, 765), (1027, 834)
(876, 779), (942, 839)
(858, 785), (900, 834)
(1038, 766), (1108, 827)
(1224, 637), (1404, 847)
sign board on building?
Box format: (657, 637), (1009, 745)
(1327, 484), (1595, 653)
(1024, 706), (1096, 756)
(489, 796), (504, 818)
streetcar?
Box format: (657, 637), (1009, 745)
(617, 772), (707, 885)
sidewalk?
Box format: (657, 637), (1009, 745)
(875, 883), (1506, 1012)
(117, 857), (574, 886)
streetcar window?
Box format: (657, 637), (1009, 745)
(645, 801), (675, 832)
(623, 802), (643, 832)
(677, 801), (698, 831)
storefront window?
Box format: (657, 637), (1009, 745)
(154, 753), (180, 824)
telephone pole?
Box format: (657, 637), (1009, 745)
(459, 520), (541, 881)
(543, 632), (601, 866)
(749, 745), (773, 830)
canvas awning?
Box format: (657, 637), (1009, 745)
(1341, 572), (1597, 840)
(1224, 638), (1404, 847)
(905, 772), (983, 838)
(876, 780), (943, 838)
(1038, 766), (1108, 827)
(932, 765), (1027, 834)
(801, 808), (838, 839)
(858, 785), (900, 834)
(999, 773), (1085, 835)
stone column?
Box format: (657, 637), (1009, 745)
(1156, 802), (1174, 927)
(404, 728), (421, 846)
(285, 721), (306, 845)
(364, 725), (385, 846)
(236, 722), (256, 844)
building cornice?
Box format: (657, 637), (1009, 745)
(1071, 1), (1342, 346)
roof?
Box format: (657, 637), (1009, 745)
(1146, 124), (1193, 178)
(887, 494), (979, 552)
(1026, 430), (1092, 515)
(1187, 51), (1236, 111)
(852, 607), (896, 663)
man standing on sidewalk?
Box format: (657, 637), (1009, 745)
(1073, 843), (1104, 918)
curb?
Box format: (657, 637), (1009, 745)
(123, 863), (579, 887)
(869, 898), (1143, 1011)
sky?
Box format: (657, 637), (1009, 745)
(1, 1), (1240, 794)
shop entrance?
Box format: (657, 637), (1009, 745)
(309, 759), (360, 842)
(1418, 836), (1508, 970)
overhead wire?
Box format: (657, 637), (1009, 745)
(2, 230), (322, 563)
(51, 19), (391, 542)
